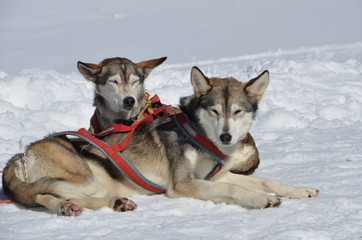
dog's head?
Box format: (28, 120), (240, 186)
(183, 67), (269, 147)
(77, 57), (167, 115)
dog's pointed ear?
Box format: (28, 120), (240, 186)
(137, 57), (167, 78)
(77, 61), (102, 82)
(245, 70), (269, 102)
(191, 66), (212, 98)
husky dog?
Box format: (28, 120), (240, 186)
(77, 56), (167, 131)
(2, 67), (319, 216)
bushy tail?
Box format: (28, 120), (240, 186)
(2, 154), (82, 207)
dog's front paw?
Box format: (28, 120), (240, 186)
(262, 196), (282, 208)
(284, 187), (320, 199)
(246, 195), (282, 209)
(59, 201), (83, 217)
(112, 197), (137, 212)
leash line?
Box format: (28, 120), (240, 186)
(0, 170), (14, 203)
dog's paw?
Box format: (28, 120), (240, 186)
(246, 195), (282, 209)
(59, 201), (83, 217)
(284, 188), (320, 199)
(112, 197), (137, 212)
(265, 197), (282, 208)
(262, 196), (282, 208)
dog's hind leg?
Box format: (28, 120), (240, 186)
(36, 194), (137, 216)
(31, 179), (89, 216)
(35, 179), (137, 214)
(35, 194), (83, 216)
(70, 197), (137, 212)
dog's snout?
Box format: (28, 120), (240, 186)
(123, 97), (136, 109)
(219, 133), (232, 144)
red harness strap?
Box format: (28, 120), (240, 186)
(93, 103), (176, 151)
(49, 111), (169, 194)
(90, 111), (103, 134)
(90, 93), (169, 135)
(0, 170), (13, 203)
(69, 128), (167, 193)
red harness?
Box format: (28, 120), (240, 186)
(47, 113), (227, 194)
(6, 94), (225, 196)
(90, 93), (165, 134)
(48, 97), (175, 193)
(0, 94), (228, 203)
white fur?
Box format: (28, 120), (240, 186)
(228, 112), (254, 145)
(129, 74), (140, 85)
(108, 75), (121, 84)
(198, 108), (219, 144)
(97, 74), (141, 113)
(198, 105), (254, 147)
(225, 144), (256, 170)
(187, 149), (220, 179)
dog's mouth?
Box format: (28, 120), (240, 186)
(123, 105), (134, 111)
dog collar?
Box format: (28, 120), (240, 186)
(90, 93), (167, 134)
(90, 111), (104, 134)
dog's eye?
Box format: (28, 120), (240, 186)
(109, 79), (118, 84)
(234, 109), (243, 115)
(132, 80), (140, 86)
(210, 108), (219, 116)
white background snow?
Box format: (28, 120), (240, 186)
(1, 0), (362, 239)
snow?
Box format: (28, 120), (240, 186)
(1, 1), (362, 239)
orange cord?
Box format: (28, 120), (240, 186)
(0, 170), (14, 203)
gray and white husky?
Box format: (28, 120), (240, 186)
(77, 56), (167, 131)
(2, 67), (319, 216)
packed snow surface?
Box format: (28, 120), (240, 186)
(1, 1), (362, 239)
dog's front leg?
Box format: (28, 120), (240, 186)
(213, 172), (319, 199)
(170, 179), (281, 209)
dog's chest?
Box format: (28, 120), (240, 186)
(185, 149), (221, 179)
(226, 144), (256, 168)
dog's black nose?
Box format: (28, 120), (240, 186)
(123, 97), (136, 109)
(219, 133), (232, 144)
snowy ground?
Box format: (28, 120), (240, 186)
(1, 1), (362, 240)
